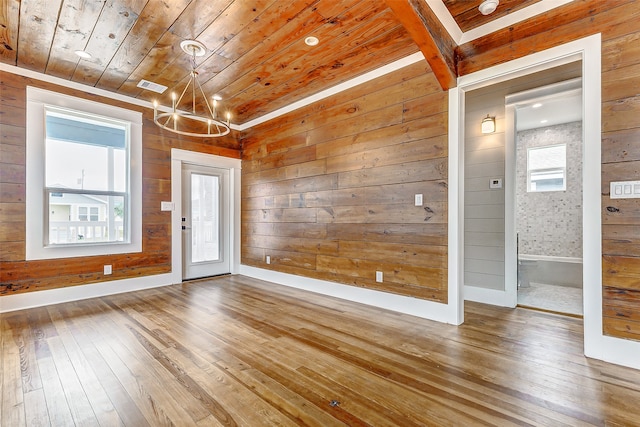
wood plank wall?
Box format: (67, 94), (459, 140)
(457, 0), (640, 340)
(240, 61), (449, 303)
(0, 71), (241, 296)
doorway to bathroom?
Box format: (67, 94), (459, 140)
(506, 79), (584, 316)
(462, 60), (584, 314)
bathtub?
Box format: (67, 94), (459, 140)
(518, 254), (583, 288)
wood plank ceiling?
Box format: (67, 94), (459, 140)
(443, 0), (541, 32)
(1, 0), (529, 126)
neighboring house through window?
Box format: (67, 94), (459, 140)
(26, 87), (142, 260)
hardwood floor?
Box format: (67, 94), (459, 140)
(2, 275), (640, 426)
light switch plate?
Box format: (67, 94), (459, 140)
(610, 181), (640, 199)
(161, 201), (174, 211)
(414, 194), (423, 206)
(376, 271), (383, 282)
(490, 178), (502, 189)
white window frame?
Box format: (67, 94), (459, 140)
(526, 143), (567, 192)
(26, 87), (142, 260)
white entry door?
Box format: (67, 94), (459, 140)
(182, 164), (230, 280)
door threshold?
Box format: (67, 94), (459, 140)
(516, 304), (583, 319)
(182, 273), (232, 283)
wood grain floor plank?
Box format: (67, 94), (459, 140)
(101, 299), (223, 425)
(224, 337), (400, 426)
(213, 353), (348, 427)
(22, 388), (49, 427)
(204, 298), (520, 425)
(46, 335), (101, 426)
(3, 275), (640, 426)
(117, 296), (329, 426)
(37, 355), (76, 426)
(108, 290), (314, 426)
(1, 317), (26, 427)
(205, 284), (571, 424)
(3, 314), (43, 394)
(46, 305), (124, 426)
(59, 301), (158, 427)
(265, 329), (561, 426)
(85, 304), (205, 426)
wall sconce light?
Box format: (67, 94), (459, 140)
(481, 115), (496, 134)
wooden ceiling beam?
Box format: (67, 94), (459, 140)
(384, 0), (457, 90)
(0, 0), (19, 64)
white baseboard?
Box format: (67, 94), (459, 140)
(0, 273), (175, 313)
(586, 335), (640, 371)
(464, 285), (516, 307)
(3, 266), (639, 371)
(239, 265), (458, 324)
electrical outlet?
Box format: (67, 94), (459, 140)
(266, 255), (271, 264)
(414, 194), (423, 206)
(376, 271), (383, 282)
(104, 265), (112, 275)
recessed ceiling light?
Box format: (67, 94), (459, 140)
(478, 0), (499, 16)
(305, 36), (319, 46)
(540, 119), (548, 124)
(532, 103), (543, 108)
(213, 94), (223, 101)
(74, 50), (92, 59)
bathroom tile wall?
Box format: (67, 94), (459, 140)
(516, 121), (583, 258)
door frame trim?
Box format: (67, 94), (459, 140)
(504, 78), (583, 308)
(170, 149), (241, 284)
(450, 34), (640, 369)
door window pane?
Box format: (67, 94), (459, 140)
(191, 173), (220, 263)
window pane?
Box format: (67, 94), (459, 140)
(45, 109), (127, 192)
(528, 144), (566, 170)
(530, 169), (565, 192)
(527, 144), (567, 192)
(48, 193), (125, 245)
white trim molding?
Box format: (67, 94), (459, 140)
(459, 0), (574, 44)
(427, 0), (574, 45)
(464, 285), (515, 308)
(452, 34), (640, 370)
(240, 265), (460, 324)
(448, 86), (464, 325)
(170, 149), (242, 285)
(0, 274), (173, 313)
(237, 52), (426, 130)
(1, 54), (426, 133)
(25, 86), (143, 260)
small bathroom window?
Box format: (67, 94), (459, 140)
(527, 144), (566, 192)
